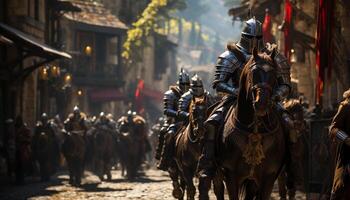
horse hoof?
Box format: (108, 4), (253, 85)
(172, 187), (183, 199)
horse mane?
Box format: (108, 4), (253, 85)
(189, 97), (207, 124)
(239, 48), (277, 96)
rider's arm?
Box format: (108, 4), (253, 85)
(163, 90), (178, 118)
(177, 92), (192, 121)
(213, 51), (240, 96)
(330, 102), (349, 142)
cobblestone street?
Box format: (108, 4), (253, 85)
(0, 169), (307, 200)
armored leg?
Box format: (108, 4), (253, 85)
(157, 125), (177, 171)
(155, 126), (167, 160)
(197, 122), (217, 179)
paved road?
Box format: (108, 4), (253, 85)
(0, 169), (307, 199)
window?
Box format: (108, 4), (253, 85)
(76, 31), (95, 74)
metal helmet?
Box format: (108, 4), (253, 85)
(127, 110), (135, 122)
(99, 112), (108, 123)
(236, 17), (264, 54)
(99, 112), (105, 117)
(178, 68), (190, 92)
(73, 106), (80, 114)
(41, 113), (49, 124)
(190, 74), (205, 97)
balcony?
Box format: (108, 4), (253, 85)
(73, 64), (124, 87)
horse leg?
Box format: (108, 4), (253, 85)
(278, 172), (287, 200)
(213, 174), (225, 200)
(243, 180), (258, 200)
(259, 175), (277, 200)
(106, 159), (112, 181)
(66, 158), (74, 185)
(179, 176), (186, 200)
(225, 177), (239, 200)
(198, 176), (211, 200)
(72, 158), (79, 186)
(182, 168), (196, 200)
(97, 159), (104, 181)
(78, 158), (85, 186)
(169, 167), (183, 199)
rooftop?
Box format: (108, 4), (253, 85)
(63, 0), (128, 30)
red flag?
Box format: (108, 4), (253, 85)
(284, 0), (293, 60)
(135, 79), (144, 112)
(263, 9), (273, 43)
(315, 0), (334, 104)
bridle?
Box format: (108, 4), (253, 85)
(235, 61), (278, 134)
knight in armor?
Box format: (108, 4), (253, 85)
(156, 69), (190, 170)
(197, 17), (294, 179)
(94, 112), (115, 132)
(34, 113), (56, 138)
(32, 113), (60, 178)
(329, 89), (350, 199)
(64, 106), (87, 133)
(178, 74), (214, 123)
(118, 110), (137, 133)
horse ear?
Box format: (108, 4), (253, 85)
(252, 47), (258, 60)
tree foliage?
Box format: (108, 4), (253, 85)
(122, 0), (185, 64)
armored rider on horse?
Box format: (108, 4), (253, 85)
(197, 17), (294, 181)
(156, 69), (190, 170)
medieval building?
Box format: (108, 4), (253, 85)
(229, 0), (350, 111)
(0, 0), (71, 133)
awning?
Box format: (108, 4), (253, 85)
(0, 22), (71, 81)
(89, 88), (125, 102)
(0, 23), (71, 59)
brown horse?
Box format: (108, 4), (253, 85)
(118, 115), (147, 179)
(92, 127), (117, 181)
(32, 128), (60, 181)
(204, 49), (287, 199)
(278, 98), (307, 199)
(62, 130), (86, 186)
(174, 97), (225, 200)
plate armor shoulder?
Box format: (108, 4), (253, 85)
(179, 91), (193, 112)
(217, 50), (241, 74)
(213, 50), (245, 90)
(164, 90), (179, 110)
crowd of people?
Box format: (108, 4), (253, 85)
(1, 106), (155, 185)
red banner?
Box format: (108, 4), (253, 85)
(135, 79), (144, 112)
(263, 9), (273, 44)
(284, 0), (293, 60)
(315, 0), (334, 104)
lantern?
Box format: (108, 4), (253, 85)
(39, 67), (49, 80)
(77, 89), (83, 96)
(64, 73), (72, 84)
(290, 49), (297, 63)
(84, 45), (92, 56)
(50, 65), (61, 78)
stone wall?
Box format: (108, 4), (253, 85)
(6, 0), (46, 126)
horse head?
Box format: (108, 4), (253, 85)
(189, 97), (208, 138)
(241, 47), (278, 117)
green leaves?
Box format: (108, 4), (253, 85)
(122, 0), (170, 64)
